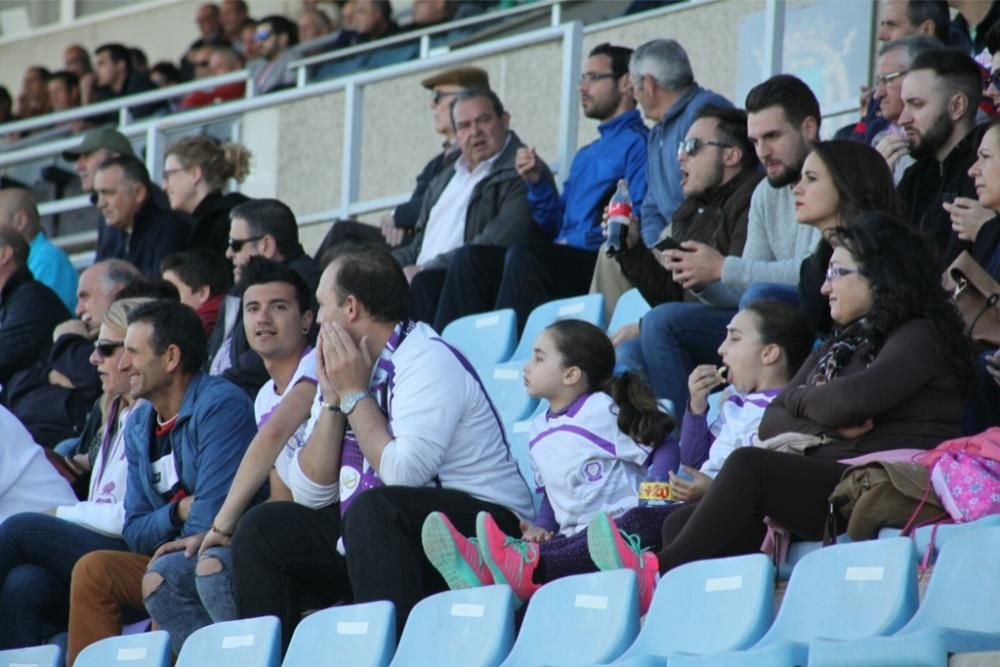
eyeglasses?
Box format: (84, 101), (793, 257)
(162, 167), (187, 181)
(431, 90), (458, 106)
(253, 28), (272, 42)
(579, 72), (617, 86)
(677, 137), (733, 157)
(228, 236), (263, 252)
(825, 265), (861, 282)
(873, 70), (907, 88)
(94, 340), (124, 358)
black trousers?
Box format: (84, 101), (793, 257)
(410, 268), (447, 326)
(655, 447), (848, 572)
(433, 243), (599, 333)
(231, 487), (519, 649)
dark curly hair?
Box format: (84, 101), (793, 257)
(830, 213), (974, 390)
(809, 140), (903, 225)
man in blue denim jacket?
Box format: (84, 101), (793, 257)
(64, 300), (258, 661)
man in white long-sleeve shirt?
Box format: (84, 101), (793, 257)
(229, 243), (533, 649)
(636, 75), (821, 418)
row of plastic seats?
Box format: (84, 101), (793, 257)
(8, 526), (998, 667)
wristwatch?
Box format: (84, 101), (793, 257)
(339, 390), (369, 416)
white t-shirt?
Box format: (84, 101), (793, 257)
(55, 399), (145, 537)
(701, 387), (782, 478)
(254, 349), (317, 486)
(0, 406), (76, 523)
(527, 392), (652, 537)
(289, 322), (535, 521)
(416, 139), (508, 266)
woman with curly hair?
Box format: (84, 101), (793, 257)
(586, 212), (973, 585)
(163, 136), (252, 257)
(792, 140), (902, 334)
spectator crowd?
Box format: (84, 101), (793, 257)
(4, 0), (1000, 663)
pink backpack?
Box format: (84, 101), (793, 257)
(918, 428), (1000, 523)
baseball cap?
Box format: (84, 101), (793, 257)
(62, 127), (135, 161)
(421, 66), (490, 91)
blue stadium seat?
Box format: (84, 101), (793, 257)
(500, 570), (639, 666)
(878, 514), (1000, 564)
(809, 527), (1000, 667)
(508, 416), (543, 515)
(606, 288), (651, 335)
(0, 645), (62, 667)
(440, 309), (517, 375)
(74, 631), (170, 667)
(670, 538), (918, 666)
(777, 533), (851, 581)
(283, 601), (395, 667)
(611, 554), (775, 666)
(511, 294), (606, 361)
(388, 585), (516, 667)
(484, 361), (538, 426)
(175, 616), (281, 667)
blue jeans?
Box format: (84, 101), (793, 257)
(0, 512), (127, 648)
(738, 282), (800, 307)
(639, 302), (736, 417)
(144, 546), (237, 654)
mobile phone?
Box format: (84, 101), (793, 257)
(653, 237), (687, 252)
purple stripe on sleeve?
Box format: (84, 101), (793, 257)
(529, 424), (617, 456)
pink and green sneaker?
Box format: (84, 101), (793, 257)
(475, 512), (540, 604)
(421, 512), (494, 590)
(586, 512), (659, 615)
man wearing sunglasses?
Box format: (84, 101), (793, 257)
(208, 198), (320, 396)
(248, 15), (298, 94)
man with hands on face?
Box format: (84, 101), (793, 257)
(229, 244), (534, 649)
(64, 300), (258, 665)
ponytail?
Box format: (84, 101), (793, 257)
(605, 372), (674, 447)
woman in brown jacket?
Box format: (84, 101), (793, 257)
(589, 213), (974, 582)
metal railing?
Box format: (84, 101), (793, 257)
(0, 70), (252, 139)
(0, 21), (583, 263)
(288, 0), (565, 88)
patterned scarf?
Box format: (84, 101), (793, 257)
(810, 319), (874, 385)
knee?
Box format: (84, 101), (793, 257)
(196, 556), (223, 577)
(641, 302), (686, 339)
(72, 551), (111, 590)
(231, 502), (287, 554)
(342, 488), (394, 539)
(141, 571), (163, 600)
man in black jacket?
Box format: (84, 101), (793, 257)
(0, 228), (69, 386)
(897, 47), (991, 266)
(93, 155), (191, 277)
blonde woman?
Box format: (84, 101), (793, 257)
(163, 136), (252, 257)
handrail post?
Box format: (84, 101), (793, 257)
(340, 80), (364, 219)
(420, 34), (431, 58)
(556, 21), (582, 181)
(297, 64), (308, 88)
(762, 0), (786, 78)
(551, 2), (562, 27)
(146, 125), (165, 186)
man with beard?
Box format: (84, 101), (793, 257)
(429, 43), (649, 331)
(636, 75), (821, 418)
(896, 48), (992, 266)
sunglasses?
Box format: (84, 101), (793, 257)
(228, 236), (263, 252)
(254, 28), (272, 42)
(94, 340), (124, 358)
(677, 137), (732, 157)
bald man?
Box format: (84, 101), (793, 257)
(0, 189), (77, 312)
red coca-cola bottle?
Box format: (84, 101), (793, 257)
(606, 179), (632, 256)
